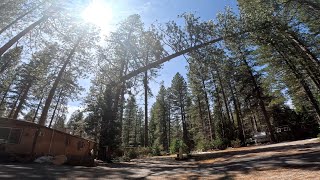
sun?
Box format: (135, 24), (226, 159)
(82, 0), (113, 33)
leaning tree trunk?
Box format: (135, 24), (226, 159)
(287, 31), (320, 67)
(32, 95), (44, 123)
(0, 15), (49, 57)
(48, 89), (63, 128)
(0, 1), (45, 35)
(38, 37), (82, 125)
(274, 45), (320, 123)
(284, 57), (320, 123)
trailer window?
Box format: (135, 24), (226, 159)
(0, 127), (22, 144)
(8, 129), (22, 144)
(0, 127), (10, 141)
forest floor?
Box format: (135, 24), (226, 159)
(1, 138), (319, 179)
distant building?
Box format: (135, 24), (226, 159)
(0, 118), (96, 159)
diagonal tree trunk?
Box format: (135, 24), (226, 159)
(273, 44), (320, 123)
(38, 36), (82, 125)
(0, 1), (46, 35)
(0, 15), (49, 56)
(32, 95), (44, 123)
(48, 89), (63, 128)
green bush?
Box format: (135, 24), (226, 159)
(213, 138), (228, 150)
(127, 149), (138, 159)
(170, 139), (188, 154)
(196, 139), (212, 151)
(231, 139), (241, 148)
(317, 133), (320, 141)
(137, 147), (152, 157)
(152, 146), (161, 156)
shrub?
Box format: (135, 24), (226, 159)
(137, 147), (152, 157)
(113, 148), (124, 157)
(170, 139), (188, 154)
(231, 139), (241, 148)
(127, 149), (138, 159)
(318, 133), (320, 141)
(152, 146), (161, 156)
(196, 139), (212, 151)
(213, 138), (228, 150)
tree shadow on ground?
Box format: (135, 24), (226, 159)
(0, 141), (319, 179)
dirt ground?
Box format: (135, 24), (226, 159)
(0, 138), (319, 179)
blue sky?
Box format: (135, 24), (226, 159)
(68, 0), (239, 118)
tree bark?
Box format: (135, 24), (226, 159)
(119, 83), (125, 144)
(0, 15), (49, 56)
(167, 99), (171, 147)
(211, 73), (224, 138)
(287, 32), (320, 67)
(216, 68), (232, 125)
(48, 89), (63, 128)
(144, 70), (149, 147)
(32, 96), (43, 123)
(196, 95), (207, 140)
(229, 80), (245, 144)
(120, 36), (224, 82)
(38, 36), (82, 125)
(201, 78), (214, 141)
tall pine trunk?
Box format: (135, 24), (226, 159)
(144, 71), (149, 147)
(201, 78), (214, 140)
(48, 89), (63, 128)
(229, 80), (245, 144)
(211, 72), (225, 138)
(197, 96), (207, 140)
(32, 96), (43, 123)
(216, 68), (233, 126)
(38, 37), (82, 125)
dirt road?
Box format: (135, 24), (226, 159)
(1, 138), (319, 179)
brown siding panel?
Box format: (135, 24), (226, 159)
(0, 118), (96, 158)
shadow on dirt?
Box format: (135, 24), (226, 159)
(0, 141), (319, 179)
